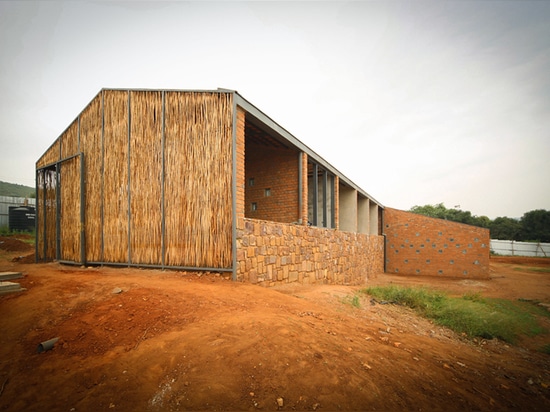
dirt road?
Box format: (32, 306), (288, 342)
(0, 236), (549, 411)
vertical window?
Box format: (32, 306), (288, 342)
(307, 161), (334, 228)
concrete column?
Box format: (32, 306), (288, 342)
(357, 196), (369, 234)
(339, 185), (357, 232)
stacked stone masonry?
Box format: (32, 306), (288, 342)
(236, 218), (385, 286)
(384, 208), (490, 278)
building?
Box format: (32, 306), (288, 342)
(35, 89), (385, 285)
(0, 196), (36, 230)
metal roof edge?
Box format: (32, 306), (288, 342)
(100, 87), (233, 94)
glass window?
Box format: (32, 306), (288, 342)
(307, 161), (334, 228)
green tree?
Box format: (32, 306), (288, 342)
(489, 217), (522, 240)
(446, 208), (475, 225)
(409, 203), (477, 225)
(520, 209), (550, 242)
(409, 203), (449, 219)
(472, 215), (491, 229)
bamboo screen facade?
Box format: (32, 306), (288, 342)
(36, 89), (234, 270)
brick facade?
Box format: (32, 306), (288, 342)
(384, 208), (490, 278)
(236, 217), (385, 286)
(245, 144), (300, 223)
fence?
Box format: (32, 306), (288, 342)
(490, 239), (549, 257)
(0, 196), (36, 228)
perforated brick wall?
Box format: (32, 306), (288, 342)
(384, 208), (490, 278)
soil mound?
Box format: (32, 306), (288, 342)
(0, 236), (33, 252)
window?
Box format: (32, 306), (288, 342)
(307, 161), (334, 228)
(251, 202), (257, 211)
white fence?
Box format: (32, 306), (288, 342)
(0, 196), (36, 228)
(490, 239), (549, 257)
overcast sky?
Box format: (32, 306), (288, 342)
(1, 0), (549, 219)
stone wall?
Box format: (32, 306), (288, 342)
(236, 218), (385, 286)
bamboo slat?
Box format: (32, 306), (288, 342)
(36, 140), (60, 168)
(59, 156), (81, 261)
(36, 168), (57, 261)
(102, 90), (129, 263)
(60, 120), (78, 159)
(164, 92), (233, 268)
(36, 170), (45, 260)
(79, 94), (103, 262)
(129, 91), (163, 264)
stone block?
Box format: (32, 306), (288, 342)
(289, 271), (299, 282)
(283, 266), (289, 279)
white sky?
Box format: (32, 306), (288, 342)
(1, 0), (549, 219)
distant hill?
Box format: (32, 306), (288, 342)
(0, 181), (35, 198)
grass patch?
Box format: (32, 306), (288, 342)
(20, 235), (36, 246)
(341, 294), (361, 308)
(0, 228), (35, 245)
(363, 285), (548, 344)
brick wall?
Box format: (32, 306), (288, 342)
(384, 208), (490, 278)
(245, 144), (300, 223)
(236, 218), (385, 286)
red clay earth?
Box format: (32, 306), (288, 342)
(0, 236), (549, 411)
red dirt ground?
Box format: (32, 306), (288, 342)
(0, 236), (549, 411)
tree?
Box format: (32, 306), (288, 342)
(409, 203), (476, 225)
(409, 203), (449, 220)
(520, 209), (550, 242)
(489, 217), (522, 240)
(472, 215), (491, 229)
(409, 204), (549, 241)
